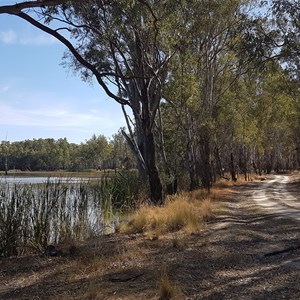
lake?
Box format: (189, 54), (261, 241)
(0, 176), (119, 256)
(0, 176), (93, 184)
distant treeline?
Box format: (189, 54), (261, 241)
(0, 129), (135, 172)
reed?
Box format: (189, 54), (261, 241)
(0, 171), (143, 257)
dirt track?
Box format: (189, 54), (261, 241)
(205, 174), (300, 299)
(252, 175), (300, 219)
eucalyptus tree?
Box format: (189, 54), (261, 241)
(270, 0), (300, 164)
(163, 0), (259, 188)
(190, 0), (275, 185)
(81, 134), (111, 170)
(271, 0), (300, 79)
(109, 128), (134, 170)
(0, 0), (182, 204)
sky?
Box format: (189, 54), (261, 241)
(0, 3), (126, 144)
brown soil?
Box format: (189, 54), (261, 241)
(1, 175), (300, 299)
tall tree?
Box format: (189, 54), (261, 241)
(163, 0), (257, 188)
(0, 0), (180, 204)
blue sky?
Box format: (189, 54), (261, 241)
(0, 5), (126, 144)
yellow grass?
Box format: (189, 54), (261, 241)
(121, 190), (216, 236)
(158, 267), (183, 300)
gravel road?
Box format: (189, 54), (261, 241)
(195, 175), (300, 299)
(252, 175), (300, 220)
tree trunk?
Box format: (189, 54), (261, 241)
(189, 166), (199, 190)
(188, 144), (199, 190)
(144, 130), (163, 205)
(265, 151), (273, 174)
(230, 152), (237, 181)
(123, 115), (163, 205)
(257, 152), (262, 175)
(200, 137), (212, 190)
(156, 107), (177, 195)
(214, 147), (224, 177)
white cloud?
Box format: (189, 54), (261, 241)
(0, 29), (17, 44)
(2, 104), (89, 127)
(0, 81), (125, 142)
(0, 29), (57, 46)
(19, 34), (57, 46)
(0, 98), (125, 135)
(0, 85), (11, 93)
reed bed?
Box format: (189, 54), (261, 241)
(0, 171), (142, 257)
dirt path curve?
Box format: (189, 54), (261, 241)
(252, 175), (300, 220)
(195, 175), (300, 299)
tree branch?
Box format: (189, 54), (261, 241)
(8, 10), (130, 106)
(0, 0), (70, 14)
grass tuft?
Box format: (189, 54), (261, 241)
(121, 191), (216, 235)
(158, 267), (182, 300)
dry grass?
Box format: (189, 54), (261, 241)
(5, 176), (300, 300)
(121, 176), (242, 236)
(158, 267), (183, 300)
(121, 190), (216, 236)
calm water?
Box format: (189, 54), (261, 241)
(0, 175), (118, 250)
(0, 176), (91, 184)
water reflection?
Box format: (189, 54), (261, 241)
(0, 177), (118, 256)
(0, 176), (92, 184)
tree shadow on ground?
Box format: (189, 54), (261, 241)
(1, 181), (300, 299)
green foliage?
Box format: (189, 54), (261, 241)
(111, 171), (145, 210)
(0, 130), (132, 172)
